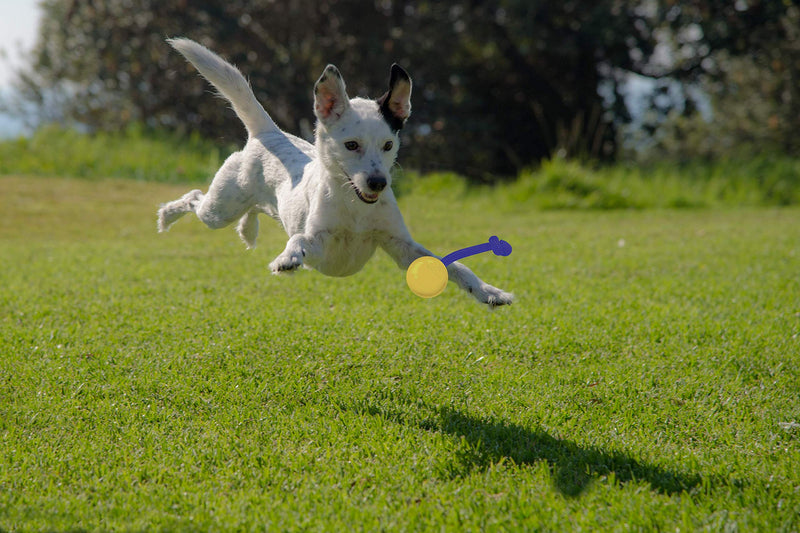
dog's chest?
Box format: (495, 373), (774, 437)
(314, 229), (380, 277)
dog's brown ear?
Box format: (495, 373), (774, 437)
(377, 64), (412, 131)
(314, 65), (350, 125)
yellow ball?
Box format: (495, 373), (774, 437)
(406, 256), (448, 298)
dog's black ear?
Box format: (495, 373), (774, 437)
(377, 63), (412, 132)
(314, 64), (350, 125)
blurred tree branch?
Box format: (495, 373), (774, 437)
(2, 0), (797, 180)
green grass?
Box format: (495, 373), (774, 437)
(0, 125), (231, 183)
(2, 126), (799, 207)
(500, 156), (800, 209)
(1, 175), (799, 531)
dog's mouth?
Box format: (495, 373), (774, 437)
(348, 178), (380, 204)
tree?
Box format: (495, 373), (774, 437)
(4, 1), (798, 180)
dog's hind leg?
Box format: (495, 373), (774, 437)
(157, 189), (204, 232)
(237, 209), (259, 249)
(191, 151), (259, 232)
(159, 150), (259, 235)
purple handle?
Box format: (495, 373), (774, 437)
(441, 236), (512, 266)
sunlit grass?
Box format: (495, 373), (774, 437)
(1, 175), (798, 531)
(0, 125), (230, 183)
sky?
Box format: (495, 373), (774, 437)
(0, 0), (40, 87)
(0, 0), (40, 135)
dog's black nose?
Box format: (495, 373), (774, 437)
(367, 175), (387, 192)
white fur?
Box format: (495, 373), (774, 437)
(158, 38), (513, 307)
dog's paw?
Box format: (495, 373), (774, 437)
(473, 283), (514, 309)
(269, 251), (304, 274)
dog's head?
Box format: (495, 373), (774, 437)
(313, 64), (412, 204)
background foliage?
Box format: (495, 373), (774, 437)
(3, 0), (799, 180)
(2, 125), (798, 208)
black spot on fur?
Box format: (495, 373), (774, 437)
(377, 63), (411, 132)
(379, 100), (406, 132)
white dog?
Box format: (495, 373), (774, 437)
(158, 38), (513, 307)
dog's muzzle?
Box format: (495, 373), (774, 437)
(349, 173), (387, 204)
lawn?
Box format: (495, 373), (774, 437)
(1, 174), (799, 531)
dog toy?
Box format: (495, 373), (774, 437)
(406, 236), (512, 298)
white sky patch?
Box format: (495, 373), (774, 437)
(0, 0), (40, 136)
(0, 0), (41, 87)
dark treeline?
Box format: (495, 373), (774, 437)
(4, 0), (798, 180)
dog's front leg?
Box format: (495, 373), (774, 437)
(269, 233), (325, 274)
(382, 235), (514, 308)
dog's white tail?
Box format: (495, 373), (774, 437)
(168, 37), (278, 138)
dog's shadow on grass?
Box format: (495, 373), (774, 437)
(350, 394), (705, 497)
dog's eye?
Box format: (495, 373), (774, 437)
(383, 141), (393, 151)
(344, 141), (359, 151)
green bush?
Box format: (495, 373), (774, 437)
(1, 126), (798, 208)
(0, 124), (232, 183)
(502, 155), (800, 210)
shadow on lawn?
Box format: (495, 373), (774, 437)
(351, 395), (705, 497)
